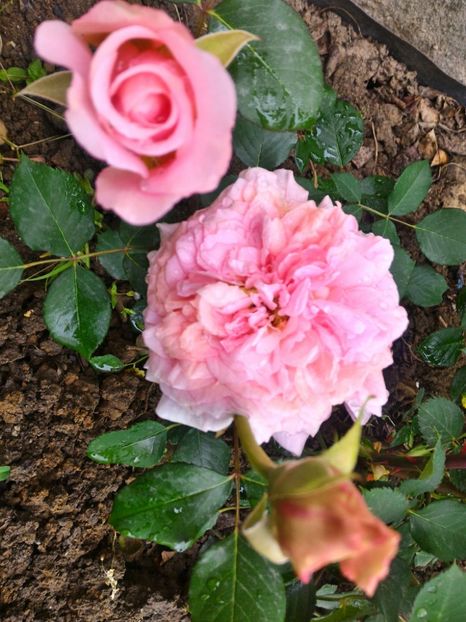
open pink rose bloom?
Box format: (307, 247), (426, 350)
(144, 168), (408, 453)
(35, 0), (236, 225)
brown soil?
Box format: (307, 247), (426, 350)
(0, 1), (465, 621)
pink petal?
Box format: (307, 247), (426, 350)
(95, 167), (178, 225)
(35, 21), (91, 76)
(141, 32), (236, 196)
(66, 74), (147, 177)
(72, 0), (187, 41)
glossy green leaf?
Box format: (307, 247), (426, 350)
(189, 532), (286, 622)
(387, 160), (432, 216)
(363, 488), (409, 524)
(331, 172), (361, 203)
(405, 265), (448, 307)
(43, 265), (111, 359)
(233, 115), (296, 168)
(242, 469), (267, 508)
(372, 220), (400, 246)
(410, 500), (466, 561)
(373, 556), (411, 622)
(298, 99), (363, 167)
(96, 228), (126, 280)
(172, 429), (231, 475)
(87, 420), (167, 467)
(417, 327), (464, 367)
(0, 237), (23, 299)
(450, 366), (466, 402)
(0, 466), (10, 481)
(110, 463), (232, 550)
(120, 222), (159, 293)
(390, 246), (415, 298)
(9, 157), (95, 257)
(210, 0), (324, 130)
(416, 208), (466, 265)
(417, 397), (464, 447)
(285, 581), (316, 622)
(89, 354), (125, 373)
(399, 441), (445, 496)
(313, 602), (376, 621)
(409, 564), (466, 622)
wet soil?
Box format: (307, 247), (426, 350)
(0, 1), (465, 620)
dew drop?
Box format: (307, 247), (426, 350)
(416, 609), (428, 619)
(427, 585), (437, 593)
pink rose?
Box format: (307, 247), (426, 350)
(35, 0), (236, 225)
(143, 168), (408, 453)
(270, 460), (400, 596)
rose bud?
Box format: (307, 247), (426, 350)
(243, 420), (400, 597)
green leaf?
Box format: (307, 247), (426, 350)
(390, 246), (415, 298)
(89, 354), (125, 373)
(410, 500), (466, 561)
(342, 204), (363, 223)
(210, 0), (324, 130)
(242, 468), (268, 508)
(110, 463), (232, 550)
(0, 237), (23, 299)
(189, 532), (286, 622)
(450, 366), (466, 402)
(313, 602), (376, 621)
(331, 173), (361, 203)
(18, 71), (71, 106)
(196, 30), (259, 68)
(417, 397), (464, 447)
(363, 488), (409, 524)
(361, 175), (395, 212)
(399, 441), (445, 496)
(372, 220), (400, 246)
(298, 99), (364, 167)
(96, 228), (126, 280)
(0, 66), (27, 83)
(120, 223), (159, 293)
(285, 581), (316, 622)
(233, 115), (296, 168)
(372, 556), (411, 622)
(449, 469), (466, 493)
(387, 161), (432, 216)
(405, 265), (448, 307)
(0, 466), (10, 481)
(409, 564), (466, 622)
(172, 429), (231, 475)
(417, 327), (464, 367)
(26, 59), (47, 83)
(416, 208), (466, 265)
(43, 265), (111, 359)
(87, 420), (167, 467)
(9, 157), (95, 257)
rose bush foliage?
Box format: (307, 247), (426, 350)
(35, 0), (236, 224)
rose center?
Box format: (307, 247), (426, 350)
(130, 92), (172, 125)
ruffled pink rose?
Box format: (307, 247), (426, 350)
(35, 0), (236, 225)
(144, 168), (408, 453)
